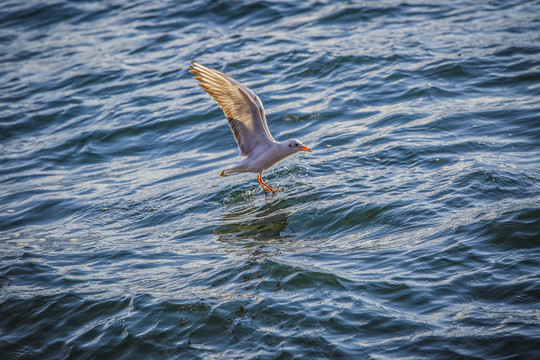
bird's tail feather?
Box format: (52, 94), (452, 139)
(219, 168), (238, 177)
(220, 163), (247, 177)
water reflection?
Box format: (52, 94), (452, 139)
(214, 208), (293, 242)
(213, 204), (294, 262)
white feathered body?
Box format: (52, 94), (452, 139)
(221, 141), (297, 177)
(189, 61), (310, 190)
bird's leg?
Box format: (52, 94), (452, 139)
(258, 173), (275, 193)
(262, 181), (275, 193)
(256, 174), (268, 193)
(256, 174), (264, 191)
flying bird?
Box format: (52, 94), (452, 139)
(188, 62), (311, 194)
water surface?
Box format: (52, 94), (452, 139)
(1, 0), (540, 359)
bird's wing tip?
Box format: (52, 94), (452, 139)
(188, 61), (198, 71)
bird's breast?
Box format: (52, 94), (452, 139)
(243, 143), (290, 173)
(261, 148), (291, 171)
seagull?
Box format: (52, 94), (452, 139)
(188, 62), (311, 194)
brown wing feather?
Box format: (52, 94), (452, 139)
(188, 62), (275, 156)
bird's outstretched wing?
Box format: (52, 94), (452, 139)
(189, 62), (276, 156)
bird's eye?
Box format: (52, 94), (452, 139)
(295, 143), (298, 147)
(289, 144), (292, 147)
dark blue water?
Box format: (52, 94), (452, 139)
(1, 1), (540, 358)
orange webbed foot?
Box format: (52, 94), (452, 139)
(257, 174), (276, 194)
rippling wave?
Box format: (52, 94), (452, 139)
(1, 0), (539, 358)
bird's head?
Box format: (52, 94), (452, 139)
(287, 139), (311, 153)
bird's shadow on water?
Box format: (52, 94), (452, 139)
(215, 207), (292, 242)
(214, 190), (293, 239)
(211, 185), (317, 260)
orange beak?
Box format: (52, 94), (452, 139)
(299, 146), (312, 152)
